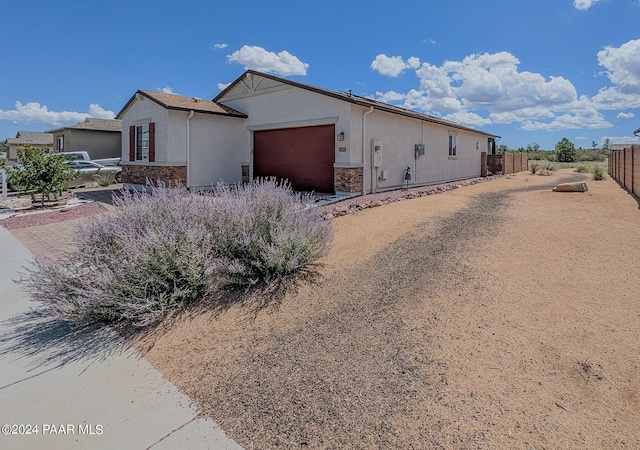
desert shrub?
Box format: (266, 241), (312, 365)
(19, 180), (333, 327)
(209, 179), (333, 287)
(592, 166), (605, 181)
(544, 162), (557, 171)
(575, 165), (590, 173)
(529, 162), (540, 174)
(92, 173), (114, 187)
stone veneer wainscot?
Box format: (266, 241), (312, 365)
(122, 164), (187, 186)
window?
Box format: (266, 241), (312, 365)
(448, 134), (457, 157)
(129, 123), (155, 162)
(57, 136), (64, 151)
(135, 124), (150, 161)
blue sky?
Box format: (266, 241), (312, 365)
(1, 0), (640, 150)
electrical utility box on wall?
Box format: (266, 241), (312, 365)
(372, 139), (383, 168)
(415, 144), (425, 156)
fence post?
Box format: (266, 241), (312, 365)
(481, 152), (487, 177)
(632, 145), (635, 194)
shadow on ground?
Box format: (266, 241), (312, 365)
(0, 309), (131, 372)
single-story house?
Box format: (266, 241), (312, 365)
(117, 70), (499, 195)
(48, 118), (122, 160)
(5, 131), (54, 162)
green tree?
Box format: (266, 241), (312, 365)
(602, 138), (610, 151)
(591, 140), (599, 150)
(526, 142), (540, 152)
(555, 137), (577, 162)
(497, 144), (508, 154)
(2, 145), (76, 205)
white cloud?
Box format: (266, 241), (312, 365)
(227, 45), (309, 76)
(592, 39), (640, 109)
(373, 49), (619, 132)
(443, 111), (492, 128)
(617, 112), (635, 119)
(573, 0), (602, 10)
(371, 54), (420, 77)
(217, 82), (231, 90)
(211, 43), (228, 50)
(158, 87), (176, 94)
(374, 90), (407, 104)
(86, 104), (115, 119)
(0, 101), (115, 127)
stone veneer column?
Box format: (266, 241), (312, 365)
(241, 163), (250, 184)
(334, 166), (363, 193)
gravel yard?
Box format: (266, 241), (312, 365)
(4, 170), (638, 448)
(138, 169), (640, 449)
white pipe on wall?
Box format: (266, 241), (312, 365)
(362, 106), (374, 196)
(186, 110), (195, 188)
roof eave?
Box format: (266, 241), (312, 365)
(216, 70), (498, 138)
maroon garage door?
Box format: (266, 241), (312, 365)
(254, 124), (335, 192)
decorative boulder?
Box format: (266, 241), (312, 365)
(553, 182), (588, 192)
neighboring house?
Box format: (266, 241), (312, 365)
(48, 118), (122, 160)
(117, 70), (499, 195)
(5, 131), (53, 162)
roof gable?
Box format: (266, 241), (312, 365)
(216, 70), (499, 138)
(116, 90), (247, 119)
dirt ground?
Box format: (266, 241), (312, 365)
(139, 169), (640, 449)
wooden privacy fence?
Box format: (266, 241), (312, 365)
(609, 145), (640, 196)
(481, 152), (529, 176)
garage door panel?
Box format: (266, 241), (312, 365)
(254, 124), (334, 192)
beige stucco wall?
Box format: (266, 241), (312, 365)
(119, 96), (173, 163)
(120, 96), (247, 188)
(183, 111), (247, 188)
(219, 74), (492, 194)
(7, 142), (52, 162)
(357, 107), (487, 192)
(217, 77), (352, 182)
(52, 129), (121, 159)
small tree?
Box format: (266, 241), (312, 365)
(3, 145), (76, 205)
(555, 137), (577, 163)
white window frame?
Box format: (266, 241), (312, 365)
(448, 133), (457, 158)
(135, 124), (150, 161)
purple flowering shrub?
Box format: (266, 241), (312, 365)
(19, 180), (333, 327)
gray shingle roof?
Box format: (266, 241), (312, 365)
(7, 131), (53, 145)
(69, 118), (122, 132)
(48, 118), (122, 133)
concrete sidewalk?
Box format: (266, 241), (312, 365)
(0, 226), (242, 449)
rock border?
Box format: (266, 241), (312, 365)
(316, 175), (503, 219)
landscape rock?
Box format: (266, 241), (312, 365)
(553, 182), (588, 192)
(539, 170), (552, 176)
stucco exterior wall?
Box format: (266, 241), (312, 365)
(353, 105), (488, 193)
(217, 79), (352, 182)
(119, 96), (171, 163)
(187, 112), (247, 188)
(52, 129), (121, 160)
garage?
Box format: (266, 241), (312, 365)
(253, 124), (335, 192)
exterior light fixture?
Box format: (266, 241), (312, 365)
(337, 132), (345, 141)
